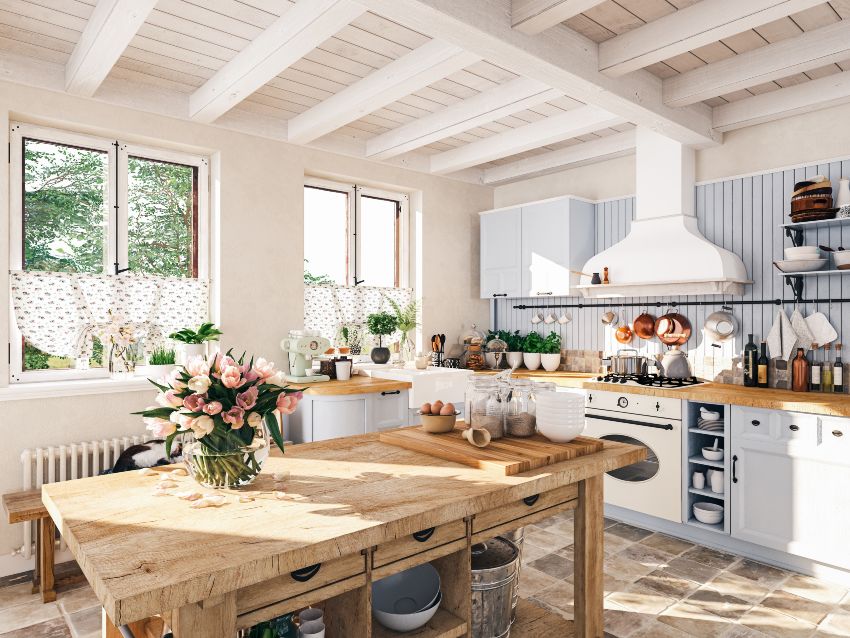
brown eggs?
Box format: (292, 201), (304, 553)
(431, 400), (444, 414)
(420, 402), (432, 415)
(440, 402), (455, 416)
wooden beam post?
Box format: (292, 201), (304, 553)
(573, 474), (604, 638)
(170, 592), (236, 638)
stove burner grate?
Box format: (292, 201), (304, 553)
(596, 373), (704, 387)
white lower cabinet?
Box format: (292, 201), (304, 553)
(730, 406), (850, 570)
(288, 390), (409, 443)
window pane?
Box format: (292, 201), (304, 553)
(23, 138), (108, 273)
(128, 156), (197, 277)
(304, 186), (348, 285)
(360, 195), (398, 288)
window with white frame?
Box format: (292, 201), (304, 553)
(8, 123), (210, 382)
(303, 178), (408, 289)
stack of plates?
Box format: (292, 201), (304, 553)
(697, 418), (723, 432)
(790, 177), (836, 222)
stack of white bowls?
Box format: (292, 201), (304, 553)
(776, 246), (826, 273)
(535, 389), (585, 443)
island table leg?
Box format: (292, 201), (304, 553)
(171, 592), (237, 638)
(573, 474), (604, 638)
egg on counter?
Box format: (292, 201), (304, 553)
(440, 402), (455, 415)
(420, 402), (432, 414)
(431, 400), (444, 414)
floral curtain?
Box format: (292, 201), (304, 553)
(304, 284), (414, 344)
(9, 271), (209, 361)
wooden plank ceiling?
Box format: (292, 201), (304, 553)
(0, 0), (847, 183)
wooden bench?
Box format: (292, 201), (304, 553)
(2, 489), (84, 603)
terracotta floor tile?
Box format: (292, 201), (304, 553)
(666, 556), (723, 585)
(607, 584), (678, 615)
(605, 553), (657, 584)
(640, 534), (695, 557)
(630, 618), (693, 637)
(739, 605), (817, 638)
(602, 606), (653, 637)
(618, 543), (675, 572)
(681, 546), (739, 570)
(707, 571), (772, 605)
(761, 590), (833, 626)
(528, 553), (574, 581)
(56, 585), (99, 615)
(524, 528), (573, 552)
(729, 559), (791, 589)
(0, 599), (60, 633)
(66, 606), (101, 638)
(818, 610), (850, 637)
(517, 566), (560, 597)
(686, 587), (754, 621)
(634, 568), (702, 600)
(606, 523), (654, 543)
(0, 585), (39, 613)
(783, 574), (847, 606)
(0, 617), (70, 638)
(529, 580), (575, 615)
(603, 533), (639, 557)
(658, 601), (732, 637)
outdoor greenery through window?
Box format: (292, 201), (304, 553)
(11, 123), (208, 378)
(303, 179), (407, 288)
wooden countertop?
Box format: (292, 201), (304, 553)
(290, 375), (411, 396)
(41, 434), (642, 625)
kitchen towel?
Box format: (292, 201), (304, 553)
(806, 311), (838, 347)
(790, 308), (814, 351)
(767, 309), (798, 360)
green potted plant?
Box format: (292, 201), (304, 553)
(168, 322), (222, 363)
(388, 298), (419, 363)
(540, 331), (562, 371)
(366, 312), (398, 364)
(146, 345), (176, 381)
(503, 330), (524, 370)
(522, 331), (545, 370)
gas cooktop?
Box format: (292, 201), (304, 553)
(595, 373), (704, 388)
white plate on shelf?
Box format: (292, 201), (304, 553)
(774, 258), (827, 273)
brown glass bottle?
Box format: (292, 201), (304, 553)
(792, 348), (810, 392)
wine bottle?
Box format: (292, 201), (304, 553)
(743, 334), (758, 387)
(835, 343), (844, 393)
(792, 348), (810, 393)
(822, 344), (834, 393)
(757, 341), (769, 388)
(810, 343), (821, 392)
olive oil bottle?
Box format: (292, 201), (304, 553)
(757, 341), (769, 388)
(822, 344), (834, 393)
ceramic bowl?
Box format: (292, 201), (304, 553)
(784, 246), (821, 260)
(693, 501), (724, 525)
(372, 563), (441, 617)
(373, 591), (442, 632)
(775, 258), (828, 273)
(419, 412), (459, 433)
(537, 419), (585, 443)
(699, 408), (721, 421)
(702, 447), (724, 461)
(834, 250), (850, 270)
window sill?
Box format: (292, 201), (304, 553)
(0, 377), (154, 402)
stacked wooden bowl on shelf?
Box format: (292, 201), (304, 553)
(790, 176), (837, 223)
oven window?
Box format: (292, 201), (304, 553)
(599, 435), (659, 481)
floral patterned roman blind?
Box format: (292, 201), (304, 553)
(304, 283), (413, 342)
(10, 271), (209, 362)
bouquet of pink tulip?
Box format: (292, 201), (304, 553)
(135, 351), (302, 488)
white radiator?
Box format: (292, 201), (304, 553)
(19, 435), (151, 559)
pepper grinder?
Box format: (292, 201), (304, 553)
(603, 267), (610, 284)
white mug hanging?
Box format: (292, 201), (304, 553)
(544, 312), (557, 324)
(558, 312), (572, 324)
(531, 312), (544, 324)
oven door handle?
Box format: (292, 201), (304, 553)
(585, 413), (674, 431)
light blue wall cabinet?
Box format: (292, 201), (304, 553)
(479, 197), (595, 299)
(479, 207), (522, 299)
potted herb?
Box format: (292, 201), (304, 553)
(522, 331), (545, 370)
(146, 345), (176, 381)
(540, 331), (562, 372)
(389, 298), (419, 363)
(366, 312), (398, 364)
(504, 330), (524, 370)
(169, 322), (223, 363)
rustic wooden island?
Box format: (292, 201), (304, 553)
(42, 431), (644, 638)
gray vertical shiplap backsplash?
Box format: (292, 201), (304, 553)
(492, 162), (850, 386)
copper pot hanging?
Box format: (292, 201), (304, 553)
(633, 310), (656, 340)
(655, 311), (692, 346)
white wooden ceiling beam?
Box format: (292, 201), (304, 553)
(65, 0), (158, 96)
(287, 40), (480, 145)
(430, 106), (625, 174)
(482, 129), (635, 183)
(189, 0), (365, 123)
(351, 0), (718, 147)
(366, 77), (561, 160)
(512, 0), (607, 35)
(713, 69), (850, 132)
(665, 20), (850, 107)
(599, 0), (826, 77)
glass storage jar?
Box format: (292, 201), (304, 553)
(468, 379), (504, 439)
(505, 379), (536, 437)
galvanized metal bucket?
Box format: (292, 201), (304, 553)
(499, 528), (525, 622)
(471, 537), (520, 638)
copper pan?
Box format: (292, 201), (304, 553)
(655, 312), (692, 346)
(633, 311), (656, 340)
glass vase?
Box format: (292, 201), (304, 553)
(400, 332), (416, 363)
(108, 343), (137, 379)
(183, 425), (271, 489)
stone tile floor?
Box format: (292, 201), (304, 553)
(1, 511), (848, 637)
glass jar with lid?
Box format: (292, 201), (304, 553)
(468, 379), (504, 439)
(461, 324), (488, 370)
(485, 337), (508, 370)
(505, 379), (536, 437)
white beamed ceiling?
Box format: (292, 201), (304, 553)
(2, 0), (850, 184)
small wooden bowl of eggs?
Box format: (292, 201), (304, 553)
(419, 400), (459, 433)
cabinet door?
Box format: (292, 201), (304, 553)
(480, 209), (522, 298)
(367, 390), (409, 432)
(312, 397), (367, 441)
(521, 200), (572, 297)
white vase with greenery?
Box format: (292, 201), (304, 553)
(169, 322), (222, 364)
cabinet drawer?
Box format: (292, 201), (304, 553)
(237, 552), (366, 614)
(373, 520), (466, 568)
(776, 412), (820, 445)
(473, 485), (578, 534)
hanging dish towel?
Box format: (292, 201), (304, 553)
(790, 309), (814, 352)
(767, 309), (798, 360)
(806, 311), (838, 347)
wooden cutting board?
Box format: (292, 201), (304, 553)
(378, 426), (604, 476)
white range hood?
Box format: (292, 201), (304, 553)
(578, 128), (750, 298)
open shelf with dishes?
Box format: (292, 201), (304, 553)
(683, 401), (730, 535)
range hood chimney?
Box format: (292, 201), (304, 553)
(579, 128), (750, 298)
